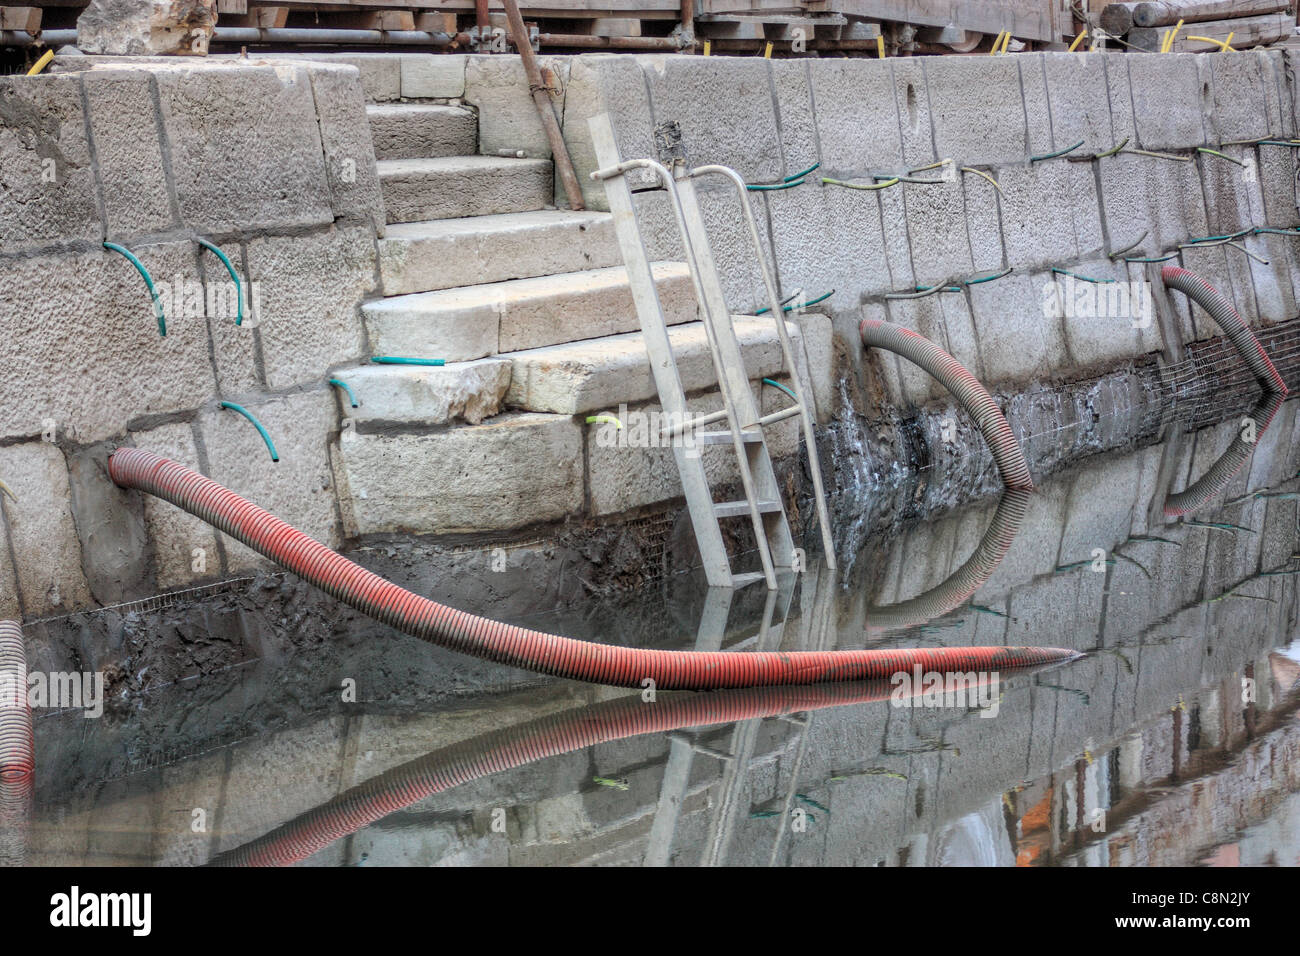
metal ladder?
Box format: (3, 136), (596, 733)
(641, 561), (838, 866)
(588, 114), (836, 590)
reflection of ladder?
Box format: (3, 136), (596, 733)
(642, 562), (837, 866)
(588, 114), (835, 590)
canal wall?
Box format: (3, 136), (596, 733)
(11, 432), (1300, 865)
(2, 49), (1299, 619)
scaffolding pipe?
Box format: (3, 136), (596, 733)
(501, 0), (585, 211)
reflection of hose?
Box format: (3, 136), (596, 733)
(867, 489), (1029, 631)
(109, 449), (1077, 690)
(860, 319), (1033, 490)
(0, 621), (32, 868)
(1161, 266), (1288, 395)
(1164, 392), (1286, 517)
(210, 675), (1020, 867)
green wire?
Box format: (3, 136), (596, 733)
(963, 266), (1014, 286)
(1052, 267), (1116, 284)
(1125, 253), (1178, 263)
(1095, 136), (1130, 160)
(585, 414), (623, 429)
(371, 356), (446, 366)
(1031, 139), (1084, 163)
(1108, 231), (1149, 259)
(754, 290), (834, 315)
(196, 238), (244, 327)
(103, 241), (166, 337)
(746, 178), (807, 191)
(783, 162), (820, 182)
(761, 378), (799, 402)
(1197, 147), (1246, 168)
(328, 378), (358, 408)
(219, 402), (278, 462)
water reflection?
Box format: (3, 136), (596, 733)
(9, 398), (1300, 866)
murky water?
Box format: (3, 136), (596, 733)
(6, 397), (1300, 867)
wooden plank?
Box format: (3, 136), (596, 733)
(794, 0), (1066, 43)
(1132, 1), (1292, 29)
(1126, 10), (1293, 50)
(216, 0), (248, 14)
(0, 5), (40, 30)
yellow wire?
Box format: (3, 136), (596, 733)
(26, 49), (54, 76)
(991, 30), (1006, 55)
(1002, 31), (1013, 54)
(1162, 18), (1184, 52)
(1187, 33), (1234, 52)
(960, 166), (1005, 196)
(0, 479), (16, 504)
(1068, 30), (1087, 53)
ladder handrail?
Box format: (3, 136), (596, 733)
(596, 155), (780, 587)
(688, 164), (838, 571)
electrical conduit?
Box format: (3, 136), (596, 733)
(860, 319), (1034, 491)
(0, 621), (32, 868)
(108, 448), (1077, 691)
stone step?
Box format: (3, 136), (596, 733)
(378, 210), (621, 296)
(378, 155), (553, 225)
(366, 103), (477, 160)
(333, 411), (584, 536)
(330, 358), (512, 428)
(362, 262), (697, 363)
(505, 316), (801, 415)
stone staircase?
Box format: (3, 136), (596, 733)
(332, 85), (810, 538)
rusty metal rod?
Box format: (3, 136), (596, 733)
(500, 0), (585, 211)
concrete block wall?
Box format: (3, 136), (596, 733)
(0, 57), (386, 617)
(5, 50), (1299, 620)
(557, 50), (1300, 399)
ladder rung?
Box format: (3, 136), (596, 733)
(696, 429), (763, 445)
(663, 404), (801, 441)
(661, 409), (726, 440)
(714, 499), (781, 518)
(758, 405), (802, 426)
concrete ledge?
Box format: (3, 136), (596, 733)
(335, 412), (583, 535)
(377, 211), (620, 296)
(505, 317), (797, 415)
(378, 155), (553, 224)
(367, 103), (477, 160)
(335, 359), (512, 428)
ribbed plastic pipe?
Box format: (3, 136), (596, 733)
(0, 621), (32, 783)
(1161, 265), (1288, 396)
(108, 448), (1078, 691)
(1165, 392), (1286, 517)
(0, 620), (32, 868)
(867, 488), (1029, 632)
(212, 677), (1012, 867)
(860, 319), (1033, 491)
